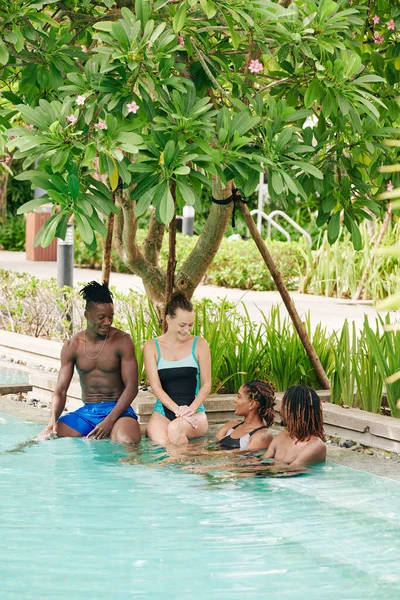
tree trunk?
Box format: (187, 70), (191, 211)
(114, 180), (233, 306)
(163, 182), (177, 332)
(352, 205), (393, 301)
(238, 200), (331, 390)
(101, 211), (115, 285)
(175, 179), (234, 298)
(0, 165), (11, 223)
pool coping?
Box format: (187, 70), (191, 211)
(2, 330), (400, 453)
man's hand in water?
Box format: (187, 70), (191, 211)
(86, 416), (115, 440)
(36, 420), (58, 440)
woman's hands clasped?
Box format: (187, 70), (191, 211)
(175, 405), (198, 429)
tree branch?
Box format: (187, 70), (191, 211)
(175, 180), (234, 298)
(113, 191), (166, 303)
(142, 209), (165, 265)
(192, 42), (232, 105)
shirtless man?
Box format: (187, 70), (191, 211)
(41, 281), (141, 444)
(263, 385), (326, 470)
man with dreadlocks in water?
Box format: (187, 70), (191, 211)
(40, 281), (141, 443)
(262, 384), (326, 470)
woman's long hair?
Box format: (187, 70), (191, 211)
(282, 385), (325, 442)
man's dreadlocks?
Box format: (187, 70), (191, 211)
(79, 281), (113, 310)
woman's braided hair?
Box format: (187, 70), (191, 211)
(282, 385), (325, 442)
(243, 379), (276, 427)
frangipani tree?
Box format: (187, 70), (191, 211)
(0, 0), (399, 306)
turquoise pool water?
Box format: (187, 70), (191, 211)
(1, 412), (400, 600)
(0, 366), (30, 385)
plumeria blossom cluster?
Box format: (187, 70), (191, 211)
(371, 15), (396, 45)
(248, 58), (263, 74)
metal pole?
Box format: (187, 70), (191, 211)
(57, 223), (74, 288)
(182, 205), (195, 236)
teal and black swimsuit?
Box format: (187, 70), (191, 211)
(153, 336), (206, 421)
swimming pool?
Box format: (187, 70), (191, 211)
(0, 365), (30, 385)
(1, 412), (400, 599)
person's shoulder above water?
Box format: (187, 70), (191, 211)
(267, 430), (326, 466)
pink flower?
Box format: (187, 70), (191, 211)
(76, 95), (86, 106)
(349, 0), (353, 5)
(372, 15), (380, 25)
(66, 114), (77, 124)
(373, 32), (385, 45)
(4, 156), (11, 164)
(26, 124), (34, 130)
(248, 59), (264, 74)
(94, 120), (107, 130)
(178, 36), (185, 46)
(126, 101), (139, 114)
(387, 19), (396, 31)
(386, 180), (394, 192)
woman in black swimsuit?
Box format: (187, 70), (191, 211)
(215, 380), (275, 451)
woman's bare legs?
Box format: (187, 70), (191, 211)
(146, 412), (208, 446)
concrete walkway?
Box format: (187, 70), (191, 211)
(0, 250), (396, 333)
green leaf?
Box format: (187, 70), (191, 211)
(174, 166), (190, 175)
(159, 186), (175, 224)
(275, 128), (293, 153)
(93, 21), (114, 32)
(295, 162), (324, 179)
(231, 112), (260, 136)
(135, 0), (151, 27)
(135, 186), (157, 217)
(327, 212), (341, 244)
(75, 213), (94, 245)
(282, 172), (299, 196)
(173, 1), (187, 32)
(163, 140), (176, 168)
(271, 171), (284, 195)
(176, 179), (196, 206)
(304, 78), (321, 109)
(17, 196), (51, 215)
(0, 40), (9, 66)
(38, 213), (62, 248)
(319, 0), (337, 21)
(283, 109), (313, 122)
(68, 175), (80, 201)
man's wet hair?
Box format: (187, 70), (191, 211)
(80, 281), (113, 310)
(282, 385), (325, 442)
(165, 291), (193, 319)
(243, 379), (276, 427)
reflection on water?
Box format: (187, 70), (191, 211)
(1, 412), (400, 599)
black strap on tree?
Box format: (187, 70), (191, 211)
(211, 188), (248, 228)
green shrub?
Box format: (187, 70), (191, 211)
(74, 231), (305, 291)
(0, 215), (25, 251)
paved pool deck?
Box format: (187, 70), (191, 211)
(1, 250), (397, 333)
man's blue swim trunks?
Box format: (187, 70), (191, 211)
(58, 401), (138, 437)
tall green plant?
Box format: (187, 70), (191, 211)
(364, 315), (400, 418)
